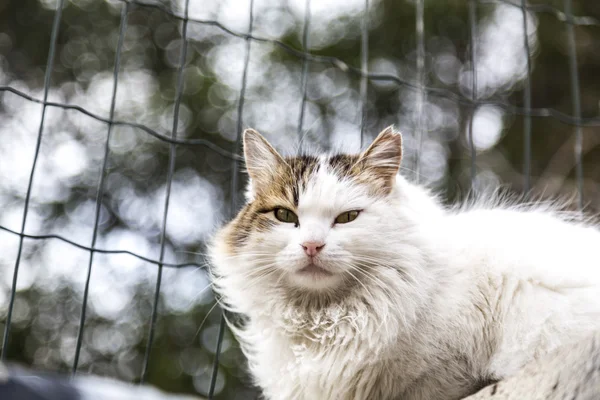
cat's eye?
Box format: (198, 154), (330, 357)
(274, 208), (298, 224)
(335, 210), (360, 224)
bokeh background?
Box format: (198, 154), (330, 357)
(0, 0), (599, 398)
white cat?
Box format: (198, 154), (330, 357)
(209, 126), (600, 400)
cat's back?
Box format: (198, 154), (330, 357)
(435, 204), (600, 377)
(440, 205), (600, 286)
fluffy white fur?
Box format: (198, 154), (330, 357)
(209, 129), (600, 400)
(465, 330), (600, 399)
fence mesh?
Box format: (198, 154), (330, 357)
(0, 0), (598, 398)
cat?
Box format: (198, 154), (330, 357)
(208, 126), (600, 400)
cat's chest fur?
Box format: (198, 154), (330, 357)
(245, 312), (415, 400)
(241, 287), (496, 400)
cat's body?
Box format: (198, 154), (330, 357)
(209, 127), (600, 400)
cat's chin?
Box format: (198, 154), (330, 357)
(298, 264), (333, 276)
(288, 264), (343, 291)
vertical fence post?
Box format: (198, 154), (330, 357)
(414, 0), (426, 183)
(297, 0), (311, 153)
(1, 0), (65, 362)
(521, 0), (533, 193)
(359, 0), (369, 148)
(563, 0), (584, 210)
(140, 0), (191, 383)
(208, 0), (255, 397)
(467, 0), (478, 188)
(72, 2), (129, 375)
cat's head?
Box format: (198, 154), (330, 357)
(210, 127), (433, 312)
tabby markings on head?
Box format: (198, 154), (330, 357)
(228, 126), (402, 248)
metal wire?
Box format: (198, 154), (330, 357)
(209, 316), (227, 398)
(1, 0), (65, 362)
(468, 0), (478, 187)
(2, 71), (597, 127)
(297, 0), (311, 150)
(0, 87), (242, 160)
(521, 0), (533, 193)
(127, 0), (600, 31)
(140, 0), (191, 384)
(0, 224), (202, 268)
(414, 0), (426, 183)
(2, 36), (600, 128)
(100, 0), (600, 129)
(563, 0), (584, 210)
(72, 2), (129, 375)
(480, 0), (600, 27)
(208, 0), (255, 397)
(359, 0), (369, 148)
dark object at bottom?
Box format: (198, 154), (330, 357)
(0, 364), (204, 400)
(0, 368), (79, 400)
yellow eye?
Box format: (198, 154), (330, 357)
(335, 210), (360, 224)
(274, 208), (298, 224)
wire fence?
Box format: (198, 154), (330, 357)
(0, 0), (597, 398)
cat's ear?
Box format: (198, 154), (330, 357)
(356, 126), (403, 191)
(243, 128), (287, 191)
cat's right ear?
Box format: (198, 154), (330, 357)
(354, 126), (403, 193)
(243, 129), (287, 192)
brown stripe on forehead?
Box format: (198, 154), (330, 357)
(328, 153), (361, 178)
(223, 155), (320, 249)
(285, 155), (320, 206)
(329, 152), (396, 197)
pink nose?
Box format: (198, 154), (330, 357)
(301, 241), (325, 257)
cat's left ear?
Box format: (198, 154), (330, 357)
(243, 128), (287, 194)
(356, 126), (403, 191)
